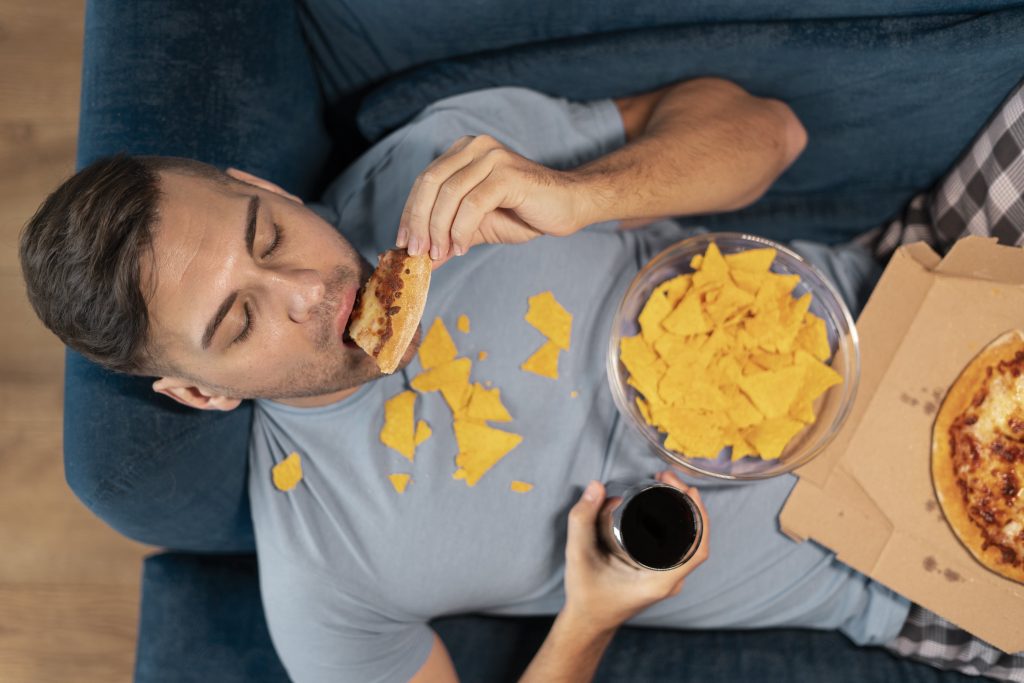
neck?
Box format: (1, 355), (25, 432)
(274, 383), (364, 408)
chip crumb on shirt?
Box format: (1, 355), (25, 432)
(411, 357), (473, 417)
(570, 390), (578, 399)
(451, 419), (523, 486)
(510, 481), (533, 493)
(478, 351), (488, 361)
(414, 420), (432, 446)
(457, 314), (470, 334)
(521, 340), (560, 379)
(272, 452), (303, 492)
(525, 291), (573, 350)
(380, 390), (416, 461)
(418, 318), (458, 370)
(466, 383), (513, 422)
(388, 473), (412, 493)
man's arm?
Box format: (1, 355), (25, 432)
(410, 471), (711, 683)
(396, 77), (806, 263)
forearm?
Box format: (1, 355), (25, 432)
(570, 78), (806, 227)
(518, 608), (618, 683)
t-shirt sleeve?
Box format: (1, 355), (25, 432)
(259, 541), (435, 683)
(316, 86), (627, 256)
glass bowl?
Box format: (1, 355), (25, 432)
(606, 232), (860, 481)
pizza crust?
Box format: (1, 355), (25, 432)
(932, 330), (1024, 584)
(348, 250), (431, 374)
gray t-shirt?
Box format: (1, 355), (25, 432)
(249, 87), (909, 683)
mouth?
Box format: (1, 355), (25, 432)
(336, 285), (361, 349)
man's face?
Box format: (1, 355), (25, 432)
(145, 171), (410, 403)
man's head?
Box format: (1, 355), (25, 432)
(21, 155), (410, 410)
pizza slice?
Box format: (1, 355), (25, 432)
(347, 249), (432, 374)
(932, 329), (1024, 584)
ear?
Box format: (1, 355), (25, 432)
(152, 377), (243, 412)
(226, 167), (304, 205)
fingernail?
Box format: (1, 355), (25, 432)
(396, 227), (409, 248)
(583, 481), (599, 502)
(453, 243), (464, 257)
(430, 244), (441, 260)
(407, 235), (420, 255)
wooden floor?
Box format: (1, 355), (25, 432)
(0, 2), (151, 681)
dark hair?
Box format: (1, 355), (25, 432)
(19, 154), (227, 375)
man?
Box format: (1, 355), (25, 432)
(20, 77), (1022, 682)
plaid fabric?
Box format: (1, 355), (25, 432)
(885, 605), (1024, 681)
(875, 79), (1024, 258)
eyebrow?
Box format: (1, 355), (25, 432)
(200, 195), (259, 350)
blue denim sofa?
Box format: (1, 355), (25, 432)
(69, 1), (1024, 680)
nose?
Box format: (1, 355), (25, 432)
(276, 268), (325, 323)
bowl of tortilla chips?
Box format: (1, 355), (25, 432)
(607, 232), (860, 481)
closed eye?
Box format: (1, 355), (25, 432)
(262, 223), (284, 259)
(233, 302), (254, 345)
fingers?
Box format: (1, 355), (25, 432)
(397, 136), (474, 253)
(449, 173), (511, 255)
(399, 135), (500, 259)
(428, 154), (500, 259)
(566, 481), (605, 562)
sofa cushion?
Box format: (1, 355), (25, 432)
(355, 10), (1024, 244)
(136, 552), (980, 683)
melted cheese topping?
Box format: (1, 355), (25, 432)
(953, 356), (1024, 567)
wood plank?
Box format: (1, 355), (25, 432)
(0, 582), (139, 683)
(0, 275), (65, 381)
(0, 427), (151, 585)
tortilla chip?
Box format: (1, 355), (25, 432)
(418, 318), (458, 370)
(794, 349), (843, 400)
(521, 340), (560, 379)
(525, 291), (572, 350)
(638, 287), (674, 344)
(796, 315), (831, 361)
(411, 357), (473, 417)
(636, 396), (653, 423)
(478, 351), (489, 361)
(570, 390), (579, 399)
(466, 384), (513, 422)
(725, 248), (776, 273)
(510, 481), (534, 493)
(725, 390), (764, 428)
(737, 365), (805, 419)
(452, 420), (524, 486)
(457, 314), (470, 334)
(388, 473), (411, 494)
(746, 417), (805, 459)
(662, 291), (711, 336)
(692, 242), (729, 288)
(272, 452), (303, 492)
(380, 390), (416, 461)
(414, 420), (432, 446)
(653, 274), (693, 308)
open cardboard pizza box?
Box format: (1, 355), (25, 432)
(780, 237), (1024, 653)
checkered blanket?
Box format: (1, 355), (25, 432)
(875, 79), (1024, 258)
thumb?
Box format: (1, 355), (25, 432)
(567, 481), (605, 553)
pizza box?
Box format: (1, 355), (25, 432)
(780, 236), (1024, 653)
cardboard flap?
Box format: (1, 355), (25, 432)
(935, 236), (1024, 283)
(794, 244), (937, 488)
(781, 464), (892, 571)
(874, 531), (1024, 653)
